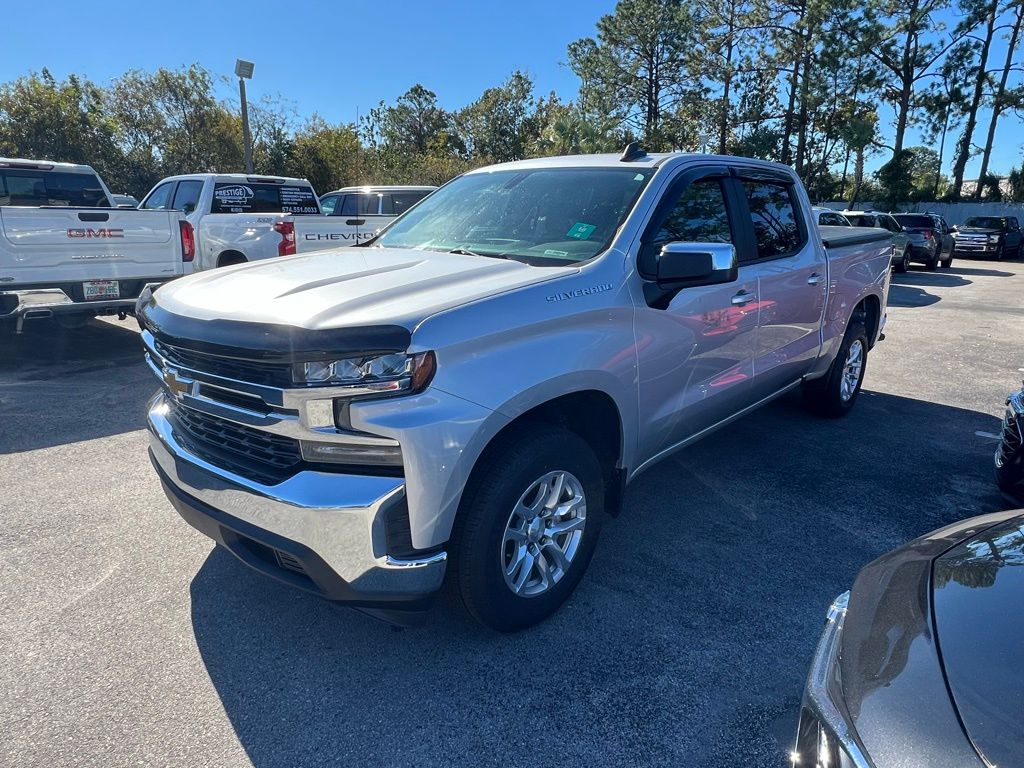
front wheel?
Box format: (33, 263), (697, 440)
(803, 321), (868, 418)
(452, 425), (604, 632)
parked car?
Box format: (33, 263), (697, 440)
(139, 148), (892, 631)
(310, 186), (435, 247)
(795, 507), (1024, 768)
(842, 210), (914, 272)
(140, 173), (323, 271)
(0, 157), (192, 331)
(812, 207), (852, 227)
(892, 212), (954, 269)
(996, 381), (1024, 504)
(111, 193), (140, 208)
(951, 215), (1023, 260)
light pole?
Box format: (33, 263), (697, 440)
(235, 59), (255, 173)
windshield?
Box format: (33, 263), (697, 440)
(963, 217), (1006, 229)
(373, 167), (655, 265)
(894, 215), (934, 228)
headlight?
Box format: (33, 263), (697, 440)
(292, 351), (436, 396)
(989, 234), (1002, 243)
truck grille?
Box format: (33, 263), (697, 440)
(169, 401), (302, 485)
(156, 340), (293, 388)
(955, 233), (989, 247)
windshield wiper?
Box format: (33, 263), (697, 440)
(447, 247), (516, 260)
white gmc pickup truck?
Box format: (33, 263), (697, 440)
(0, 158), (191, 330)
(140, 148), (892, 631)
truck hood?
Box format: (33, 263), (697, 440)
(152, 246), (578, 334)
(954, 226), (1001, 235)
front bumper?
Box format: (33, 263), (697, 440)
(0, 280), (168, 319)
(794, 593), (874, 768)
(953, 242), (1001, 256)
(147, 393), (447, 606)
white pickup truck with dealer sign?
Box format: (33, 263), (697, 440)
(140, 175), (435, 271)
(0, 157), (192, 330)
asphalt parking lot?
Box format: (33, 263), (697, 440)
(2, 259), (1020, 768)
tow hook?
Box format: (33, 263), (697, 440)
(117, 311), (128, 321)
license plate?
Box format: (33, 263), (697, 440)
(83, 280), (119, 300)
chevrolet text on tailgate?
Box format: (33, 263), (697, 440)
(140, 147), (892, 630)
(0, 158), (192, 331)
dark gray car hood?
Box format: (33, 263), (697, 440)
(932, 515), (1024, 768)
(839, 510), (1024, 768)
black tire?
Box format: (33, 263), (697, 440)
(925, 247), (939, 270)
(452, 424), (604, 632)
(894, 248), (910, 273)
(994, 244), (1005, 262)
(940, 249), (953, 269)
(803, 321), (869, 418)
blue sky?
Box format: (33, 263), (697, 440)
(3, 1), (1021, 177)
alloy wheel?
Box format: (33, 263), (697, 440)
(501, 470), (587, 598)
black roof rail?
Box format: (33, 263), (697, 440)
(619, 142), (647, 162)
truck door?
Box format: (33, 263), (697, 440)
(733, 172), (827, 398)
(634, 168), (758, 463)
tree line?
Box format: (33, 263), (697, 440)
(1, 0), (1021, 205)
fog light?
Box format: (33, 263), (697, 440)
(300, 439), (403, 467)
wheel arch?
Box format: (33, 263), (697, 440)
(216, 250), (247, 268)
(454, 388), (628, 530)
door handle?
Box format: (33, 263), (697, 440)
(807, 273), (824, 286)
(346, 219), (365, 226)
(731, 291), (757, 306)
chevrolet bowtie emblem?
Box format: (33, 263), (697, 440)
(162, 368), (191, 397)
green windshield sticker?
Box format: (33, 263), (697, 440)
(566, 222), (597, 240)
(544, 249), (570, 257)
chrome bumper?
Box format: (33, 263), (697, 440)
(794, 592), (874, 768)
(147, 392), (447, 602)
(0, 283), (165, 318)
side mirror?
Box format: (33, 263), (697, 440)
(656, 242), (738, 290)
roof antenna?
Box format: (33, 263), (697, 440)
(620, 141), (646, 162)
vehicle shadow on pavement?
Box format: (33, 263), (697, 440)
(0, 318), (153, 453)
(188, 389), (1007, 768)
(894, 271), (971, 288)
(887, 284), (941, 308)
(944, 265), (1014, 278)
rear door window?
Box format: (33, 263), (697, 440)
(142, 181), (176, 210)
(171, 180), (203, 213)
(382, 191), (430, 216)
(211, 183), (320, 214)
(340, 193), (381, 216)
(0, 170), (110, 207)
(740, 180), (802, 259)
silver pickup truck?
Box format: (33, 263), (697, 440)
(139, 149), (892, 631)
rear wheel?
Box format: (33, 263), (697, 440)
(452, 424), (604, 632)
(940, 247), (953, 268)
(894, 247), (910, 273)
(803, 321), (868, 418)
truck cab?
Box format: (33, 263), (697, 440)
(141, 150), (891, 630)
